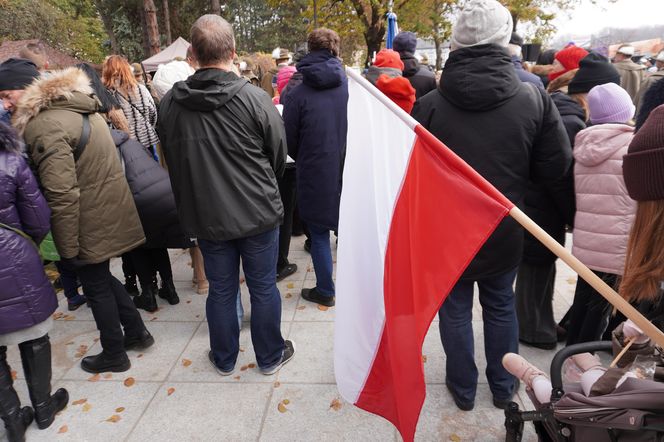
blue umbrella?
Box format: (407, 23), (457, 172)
(386, 11), (399, 49)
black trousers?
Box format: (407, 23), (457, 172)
(277, 165), (297, 270)
(515, 260), (557, 345)
(566, 270), (618, 346)
(77, 260), (145, 356)
(121, 253), (136, 282)
(129, 248), (172, 290)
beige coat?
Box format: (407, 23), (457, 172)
(13, 68), (144, 263)
(635, 70), (664, 114)
(614, 59), (646, 104)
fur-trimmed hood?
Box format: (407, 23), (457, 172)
(13, 67), (95, 135)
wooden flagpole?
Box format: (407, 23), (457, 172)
(510, 207), (664, 348)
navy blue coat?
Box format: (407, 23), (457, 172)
(283, 51), (349, 230)
(512, 56), (545, 91)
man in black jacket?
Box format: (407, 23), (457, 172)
(157, 14), (295, 377)
(412, 0), (572, 411)
(393, 32), (437, 100)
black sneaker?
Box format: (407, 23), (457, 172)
(124, 329), (155, 351)
(493, 379), (520, 410)
(276, 263), (298, 281)
(208, 351), (235, 376)
(81, 352), (131, 373)
(158, 279), (180, 305)
(134, 286), (158, 313)
(301, 287), (335, 307)
(446, 381), (474, 411)
(260, 340), (296, 375)
(124, 279), (139, 297)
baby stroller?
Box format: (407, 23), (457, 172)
(504, 341), (664, 441)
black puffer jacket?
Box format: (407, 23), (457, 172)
(401, 53), (437, 99)
(113, 130), (191, 249)
(412, 44), (572, 279)
(157, 69), (286, 241)
(521, 92), (583, 264)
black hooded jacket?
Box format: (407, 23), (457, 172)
(412, 44), (572, 279)
(157, 68), (286, 241)
(401, 53), (437, 100)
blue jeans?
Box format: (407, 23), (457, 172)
(199, 228), (284, 371)
(308, 223), (335, 296)
(438, 268), (519, 403)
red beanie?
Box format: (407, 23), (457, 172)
(376, 74), (416, 113)
(374, 49), (404, 71)
(549, 46), (588, 82)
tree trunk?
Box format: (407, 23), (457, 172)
(144, 0), (161, 55)
(139, 4), (151, 58)
(211, 0), (221, 15)
(94, 0), (119, 54)
(162, 0), (172, 45)
(364, 25), (384, 68)
(433, 35), (442, 71)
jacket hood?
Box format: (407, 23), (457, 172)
(400, 53), (420, 77)
(574, 124), (634, 166)
(111, 129), (130, 146)
(12, 67), (95, 135)
(297, 51), (345, 90)
(171, 68), (247, 112)
(439, 44), (520, 111)
(366, 65), (402, 85)
(551, 91), (586, 121)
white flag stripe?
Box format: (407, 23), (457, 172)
(334, 71), (417, 403)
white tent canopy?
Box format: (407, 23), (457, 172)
(142, 37), (190, 72)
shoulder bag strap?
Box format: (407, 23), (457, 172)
(74, 114), (91, 161)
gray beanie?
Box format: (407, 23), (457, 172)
(451, 0), (513, 51)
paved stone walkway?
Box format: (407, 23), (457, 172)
(3, 235), (579, 441)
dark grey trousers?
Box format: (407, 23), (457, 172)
(515, 261), (557, 345)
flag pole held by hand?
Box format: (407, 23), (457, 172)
(509, 206), (664, 348)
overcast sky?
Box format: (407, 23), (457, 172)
(552, 0), (664, 37)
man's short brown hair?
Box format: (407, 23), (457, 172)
(18, 43), (47, 70)
(308, 28), (341, 57)
(190, 14), (235, 67)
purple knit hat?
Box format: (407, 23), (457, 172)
(623, 104), (664, 201)
(588, 83), (635, 125)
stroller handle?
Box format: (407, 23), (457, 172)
(549, 341), (613, 399)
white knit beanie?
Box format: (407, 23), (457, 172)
(451, 0), (513, 51)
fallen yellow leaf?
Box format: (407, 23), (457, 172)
(567, 277), (576, 285)
(87, 374), (100, 382)
(53, 312), (64, 320)
(248, 363), (256, 369)
(167, 388), (175, 396)
(240, 365), (248, 371)
(105, 414), (121, 423)
(82, 403), (92, 412)
(123, 377), (135, 387)
(10, 370), (17, 380)
(317, 305), (329, 311)
(277, 402), (288, 413)
(58, 425), (68, 434)
(115, 407), (125, 413)
(282, 399), (290, 405)
(450, 434), (461, 442)
(329, 398), (342, 411)
(286, 282), (295, 289)
(182, 359), (192, 367)
(72, 398), (87, 406)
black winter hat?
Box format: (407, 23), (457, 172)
(623, 104), (664, 201)
(567, 51), (620, 94)
(0, 58), (40, 91)
(393, 32), (417, 54)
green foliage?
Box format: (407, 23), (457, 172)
(0, 0), (107, 63)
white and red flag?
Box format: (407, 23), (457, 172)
(334, 68), (515, 441)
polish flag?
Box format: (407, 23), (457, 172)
(334, 69), (515, 441)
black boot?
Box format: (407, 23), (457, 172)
(124, 277), (139, 297)
(158, 279), (180, 305)
(134, 284), (158, 313)
(80, 352), (130, 374)
(18, 336), (68, 430)
(0, 347), (34, 442)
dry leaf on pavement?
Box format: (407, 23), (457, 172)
(182, 359), (192, 367)
(277, 402), (288, 413)
(286, 283), (294, 289)
(10, 370), (16, 380)
(87, 374), (100, 382)
(297, 305), (305, 310)
(82, 403), (92, 412)
(58, 425), (68, 434)
(123, 377), (135, 387)
(105, 414), (121, 423)
(115, 407), (125, 413)
(329, 398), (342, 411)
(167, 388), (175, 396)
(72, 398), (87, 406)
(317, 305), (329, 311)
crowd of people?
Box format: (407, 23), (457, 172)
(0, 0), (664, 439)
